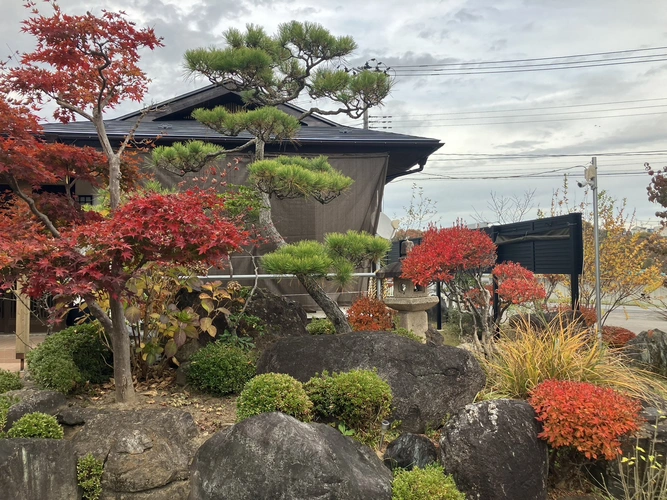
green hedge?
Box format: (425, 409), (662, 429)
(392, 465), (465, 500)
(188, 342), (256, 396)
(0, 369), (22, 394)
(7, 412), (64, 439)
(236, 373), (313, 422)
(27, 323), (112, 394)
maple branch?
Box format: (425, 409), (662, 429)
(54, 96), (94, 122)
(117, 107), (150, 158)
(5, 175), (61, 238)
(84, 295), (114, 333)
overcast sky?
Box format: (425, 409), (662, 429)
(3, 0), (667, 229)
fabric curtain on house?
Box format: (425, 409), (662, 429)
(154, 152), (390, 311)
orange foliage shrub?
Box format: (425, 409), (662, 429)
(347, 297), (395, 331)
(601, 325), (636, 347)
(529, 379), (642, 460)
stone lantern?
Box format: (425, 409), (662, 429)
(377, 240), (439, 339)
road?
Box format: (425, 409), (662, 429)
(604, 305), (667, 334)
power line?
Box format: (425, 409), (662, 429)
(392, 171), (647, 182)
(371, 110), (667, 128)
(394, 52), (667, 74)
(370, 97), (667, 119)
(392, 57), (667, 76)
(370, 104), (667, 123)
(430, 150), (667, 158)
(390, 46), (667, 68)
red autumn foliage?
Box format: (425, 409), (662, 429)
(493, 262), (546, 305)
(529, 379), (642, 461)
(346, 296), (395, 331)
(3, 1), (163, 122)
(0, 189), (247, 299)
(601, 326), (637, 348)
(401, 225), (497, 287)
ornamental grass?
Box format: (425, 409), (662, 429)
(480, 313), (664, 402)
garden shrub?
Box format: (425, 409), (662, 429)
(0, 368), (22, 393)
(347, 296), (395, 331)
(188, 342), (256, 396)
(7, 412), (64, 439)
(529, 379), (642, 460)
(27, 322), (112, 394)
(306, 318), (336, 335)
(392, 464), (465, 500)
(236, 373), (313, 422)
(305, 369), (392, 434)
(0, 394), (18, 437)
(77, 453), (104, 500)
(393, 327), (425, 343)
(602, 325), (636, 347)
(481, 313), (660, 401)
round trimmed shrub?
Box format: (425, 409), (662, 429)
(27, 322), (112, 393)
(7, 412), (64, 439)
(306, 318), (336, 335)
(392, 464), (465, 500)
(188, 342), (256, 396)
(236, 373), (313, 422)
(305, 369), (392, 432)
(0, 368), (22, 393)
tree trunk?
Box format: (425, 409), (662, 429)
(299, 274), (352, 334)
(109, 296), (136, 403)
(253, 138), (351, 334)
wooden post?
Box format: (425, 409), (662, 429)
(14, 282), (30, 370)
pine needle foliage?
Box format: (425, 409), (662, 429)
(192, 106), (300, 141)
(261, 240), (333, 277)
(151, 140), (224, 175)
(249, 155), (353, 203)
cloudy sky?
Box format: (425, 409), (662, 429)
(3, 0), (667, 229)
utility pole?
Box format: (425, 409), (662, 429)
(590, 157), (602, 341)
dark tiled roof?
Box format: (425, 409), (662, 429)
(41, 120), (440, 146)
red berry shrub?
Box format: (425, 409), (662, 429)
(347, 296), (395, 331)
(601, 326), (636, 347)
(529, 379), (642, 460)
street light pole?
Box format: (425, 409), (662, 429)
(590, 157), (602, 342)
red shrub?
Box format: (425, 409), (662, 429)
(601, 326), (636, 347)
(578, 306), (597, 327)
(347, 296), (395, 331)
(529, 379), (642, 460)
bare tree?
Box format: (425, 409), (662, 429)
(472, 189), (536, 225)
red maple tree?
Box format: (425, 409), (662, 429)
(0, 3), (247, 402)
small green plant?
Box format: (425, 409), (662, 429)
(0, 394), (19, 437)
(337, 422), (355, 437)
(7, 412), (64, 439)
(0, 368), (22, 393)
(393, 327), (425, 343)
(611, 413), (667, 499)
(187, 342), (256, 396)
(307, 318), (336, 335)
(305, 369), (392, 442)
(392, 464), (465, 500)
(236, 373), (313, 423)
(77, 453), (104, 500)
(217, 331), (256, 351)
(26, 322), (112, 394)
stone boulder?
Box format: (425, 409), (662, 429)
(625, 329), (667, 376)
(257, 332), (485, 432)
(71, 409), (200, 499)
(0, 439), (78, 500)
(383, 433), (438, 471)
(3, 389), (67, 429)
(440, 399), (548, 500)
(189, 412), (392, 500)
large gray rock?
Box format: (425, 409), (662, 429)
(71, 409), (200, 499)
(258, 332), (485, 432)
(440, 399), (548, 500)
(625, 329), (667, 376)
(3, 389), (67, 429)
(0, 439), (78, 500)
(189, 412), (392, 500)
(383, 433), (438, 471)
